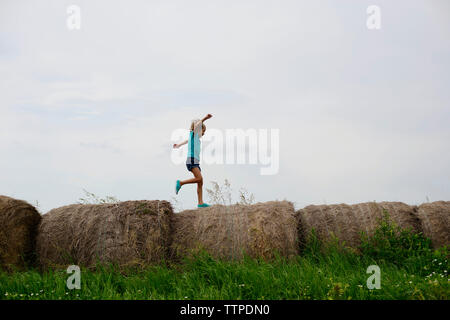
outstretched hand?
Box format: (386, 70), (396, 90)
(173, 143), (179, 149)
(203, 114), (213, 121)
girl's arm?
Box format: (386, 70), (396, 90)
(173, 140), (188, 149)
(201, 114), (213, 122)
(192, 114), (213, 137)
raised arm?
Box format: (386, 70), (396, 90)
(201, 114), (213, 122)
(173, 139), (188, 149)
(192, 114), (213, 137)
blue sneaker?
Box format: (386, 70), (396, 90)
(175, 180), (181, 195)
(197, 203), (210, 208)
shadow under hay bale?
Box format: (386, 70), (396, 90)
(296, 202), (422, 249)
(0, 195), (41, 270)
(36, 200), (173, 269)
(170, 201), (298, 261)
(416, 201), (449, 248)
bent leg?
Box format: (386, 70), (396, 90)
(180, 168), (202, 186)
(179, 167), (204, 205)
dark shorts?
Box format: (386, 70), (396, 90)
(186, 163), (201, 172)
(186, 157), (200, 172)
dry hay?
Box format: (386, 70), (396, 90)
(36, 200), (173, 269)
(416, 201), (449, 248)
(170, 201), (298, 261)
(296, 202), (422, 248)
(0, 195), (41, 270)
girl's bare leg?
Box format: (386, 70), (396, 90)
(180, 167), (204, 205)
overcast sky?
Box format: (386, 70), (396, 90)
(1, 0), (449, 213)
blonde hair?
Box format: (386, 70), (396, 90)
(190, 121), (206, 132)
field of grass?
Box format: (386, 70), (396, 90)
(0, 215), (448, 300)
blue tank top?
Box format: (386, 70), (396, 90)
(186, 131), (201, 164)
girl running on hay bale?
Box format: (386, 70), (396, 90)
(173, 113), (213, 208)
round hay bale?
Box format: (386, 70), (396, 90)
(296, 203), (360, 248)
(416, 201), (449, 248)
(296, 202), (422, 248)
(170, 201), (298, 261)
(0, 195), (41, 270)
(36, 200), (173, 269)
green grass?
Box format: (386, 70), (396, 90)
(1, 214), (448, 300)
